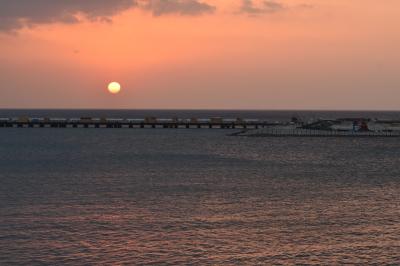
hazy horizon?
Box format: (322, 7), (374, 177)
(1, 108), (400, 112)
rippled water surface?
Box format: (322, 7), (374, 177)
(1, 128), (400, 265)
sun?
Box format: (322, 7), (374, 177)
(108, 82), (121, 94)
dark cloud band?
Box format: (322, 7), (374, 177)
(0, 0), (215, 32)
(143, 0), (215, 16)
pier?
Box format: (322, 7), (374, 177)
(237, 128), (400, 137)
(1, 117), (400, 137)
(0, 117), (271, 129)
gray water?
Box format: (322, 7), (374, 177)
(1, 113), (400, 265)
(1, 109), (400, 121)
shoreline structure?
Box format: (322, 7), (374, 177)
(1, 116), (400, 137)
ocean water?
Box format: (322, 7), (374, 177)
(1, 111), (400, 265)
(1, 109), (400, 121)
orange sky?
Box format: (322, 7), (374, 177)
(0, 0), (399, 110)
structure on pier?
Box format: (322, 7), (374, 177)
(1, 117), (400, 137)
(0, 117), (272, 129)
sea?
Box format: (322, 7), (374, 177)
(0, 110), (399, 265)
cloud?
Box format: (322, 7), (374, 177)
(296, 3), (314, 10)
(0, 0), (137, 31)
(141, 0), (215, 16)
(240, 0), (286, 15)
(0, 0), (215, 32)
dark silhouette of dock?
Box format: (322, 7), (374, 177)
(1, 117), (400, 137)
(236, 128), (400, 137)
(0, 117), (269, 129)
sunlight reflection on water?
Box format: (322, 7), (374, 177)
(0, 128), (399, 265)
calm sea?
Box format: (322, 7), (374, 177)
(0, 110), (399, 265)
(1, 109), (400, 121)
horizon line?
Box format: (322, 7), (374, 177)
(1, 108), (400, 112)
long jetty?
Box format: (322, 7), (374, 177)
(0, 117), (270, 129)
(238, 128), (400, 137)
(2, 117), (400, 137)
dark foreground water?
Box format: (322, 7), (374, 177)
(1, 113), (400, 264)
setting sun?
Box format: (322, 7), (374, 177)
(108, 82), (121, 94)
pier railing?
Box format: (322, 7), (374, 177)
(2, 117), (400, 136)
(239, 128), (400, 137)
(0, 117), (272, 129)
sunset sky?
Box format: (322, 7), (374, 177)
(0, 0), (399, 110)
